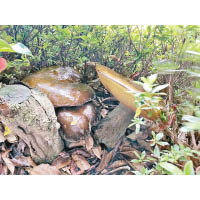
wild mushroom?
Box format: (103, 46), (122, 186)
(57, 103), (96, 143)
(94, 64), (166, 148)
(23, 66), (96, 146)
(96, 64), (162, 120)
(23, 66), (95, 107)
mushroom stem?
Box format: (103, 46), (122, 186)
(96, 64), (163, 121)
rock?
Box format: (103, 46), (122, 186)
(94, 104), (134, 149)
(0, 84), (64, 163)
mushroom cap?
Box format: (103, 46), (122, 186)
(23, 66), (95, 107)
(24, 66), (82, 83)
(57, 103), (96, 142)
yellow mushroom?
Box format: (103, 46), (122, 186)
(96, 64), (162, 121)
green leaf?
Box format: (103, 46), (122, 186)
(154, 145), (160, 157)
(185, 50), (200, 56)
(0, 39), (15, 52)
(152, 131), (156, 139)
(135, 123), (140, 134)
(156, 132), (164, 141)
(147, 74), (157, 84)
(184, 161), (195, 175)
(143, 83), (152, 92)
(141, 151), (146, 160)
(182, 115), (200, 123)
(152, 84), (169, 93)
(11, 43), (33, 56)
(141, 77), (149, 84)
(159, 162), (183, 175)
(134, 151), (141, 159)
(135, 107), (141, 118)
(131, 159), (140, 163)
(147, 110), (152, 118)
(182, 122), (200, 131)
(157, 141), (169, 146)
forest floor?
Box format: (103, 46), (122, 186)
(0, 73), (154, 175)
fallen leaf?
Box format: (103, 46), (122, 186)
(2, 157), (15, 174)
(196, 166), (200, 175)
(11, 156), (36, 167)
(5, 134), (17, 143)
(72, 149), (91, 158)
(108, 160), (127, 169)
(123, 171), (134, 175)
(96, 150), (113, 172)
(128, 161), (145, 172)
(120, 147), (141, 160)
(0, 165), (8, 175)
(101, 109), (109, 118)
(16, 168), (26, 175)
(0, 131), (6, 143)
(127, 132), (148, 140)
(17, 139), (27, 154)
(68, 139), (86, 148)
(137, 139), (152, 152)
(1, 149), (15, 174)
(85, 135), (94, 151)
(72, 154), (90, 171)
(92, 145), (102, 159)
(3, 126), (11, 136)
(103, 166), (130, 175)
(52, 156), (71, 170)
(70, 160), (78, 175)
(30, 164), (61, 175)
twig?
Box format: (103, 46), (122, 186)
(191, 132), (197, 150)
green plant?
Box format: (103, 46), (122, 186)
(133, 73), (168, 119)
(131, 151), (150, 164)
(159, 161), (195, 175)
(149, 131), (169, 147)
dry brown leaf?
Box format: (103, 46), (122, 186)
(128, 161), (145, 172)
(52, 156), (71, 170)
(0, 165), (8, 175)
(61, 166), (71, 175)
(2, 157), (15, 175)
(101, 169), (108, 174)
(123, 171), (134, 175)
(5, 134), (18, 143)
(30, 164), (61, 175)
(1, 149), (15, 175)
(85, 135), (94, 151)
(196, 166), (200, 175)
(11, 156), (36, 167)
(72, 154), (90, 171)
(120, 147), (141, 160)
(17, 139), (27, 154)
(0, 132), (5, 143)
(92, 145), (102, 159)
(70, 160), (78, 175)
(137, 139), (152, 152)
(96, 150), (113, 172)
(103, 166), (130, 175)
(68, 139), (86, 148)
(72, 149), (91, 158)
(108, 160), (127, 169)
(127, 132), (148, 141)
(101, 109), (109, 118)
